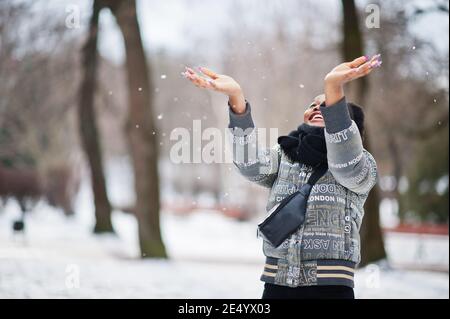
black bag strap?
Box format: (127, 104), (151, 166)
(306, 164), (328, 186)
(269, 164), (328, 210)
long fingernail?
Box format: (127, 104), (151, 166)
(372, 61), (382, 68)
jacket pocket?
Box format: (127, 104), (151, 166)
(262, 237), (289, 259)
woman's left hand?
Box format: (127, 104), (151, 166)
(325, 54), (382, 86)
(324, 54), (382, 106)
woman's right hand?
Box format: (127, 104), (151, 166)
(182, 66), (246, 114)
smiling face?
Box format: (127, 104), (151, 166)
(304, 94), (326, 127)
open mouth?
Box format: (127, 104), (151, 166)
(309, 112), (323, 121)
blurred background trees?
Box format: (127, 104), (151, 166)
(79, 0), (113, 233)
(340, 0), (386, 266)
(0, 0), (448, 266)
(105, 0), (167, 258)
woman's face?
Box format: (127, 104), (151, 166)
(303, 94), (326, 127)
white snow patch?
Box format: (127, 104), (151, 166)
(0, 176), (448, 299)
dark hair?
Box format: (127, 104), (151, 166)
(347, 102), (365, 141)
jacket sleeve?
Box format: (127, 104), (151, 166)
(228, 100), (281, 188)
(320, 98), (378, 195)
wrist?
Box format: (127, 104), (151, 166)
(324, 76), (342, 89)
(324, 81), (344, 106)
(228, 90), (246, 114)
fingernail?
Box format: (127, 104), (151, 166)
(372, 61), (382, 68)
(364, 55), (370, 61)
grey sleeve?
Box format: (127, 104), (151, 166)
(320, 98), (378, 195)
(228, 101), (281, 188)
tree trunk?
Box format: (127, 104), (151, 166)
(387, 133), (405, 219)
(78, 0), (114, 234)
(109, 0), (167, 258)
(359, 135), (387, 265)
(341, 0), (386, 266)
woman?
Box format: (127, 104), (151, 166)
(183, 55), (381, 299)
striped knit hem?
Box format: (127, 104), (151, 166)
(260, 258), (356, 288)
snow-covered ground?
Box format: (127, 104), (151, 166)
(1, 161), (449, 299)
(0, 196), (448, 299)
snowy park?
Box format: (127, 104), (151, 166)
(1, 0), (449, 300)
(0, 179), (448, 299)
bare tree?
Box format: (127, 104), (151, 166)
(341, 0), (386, 266)
(104, 0), (167, 258)
(79, 0), (114, 233)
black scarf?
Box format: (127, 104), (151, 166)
(278, 124), (328, 168)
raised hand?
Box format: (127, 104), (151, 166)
(324, 54), (382, 106)
(182, 66), (246, 114)
(325, 54), (381, 85)
(182, 67), (241, 95)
